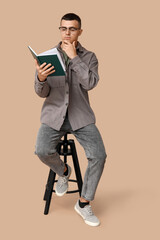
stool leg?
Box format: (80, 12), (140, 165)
(69, 140), (83, 196)
(43, 169), (56, 215)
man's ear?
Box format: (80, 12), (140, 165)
(78, 29), (83, 36)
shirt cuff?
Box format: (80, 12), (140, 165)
(69, 55), (89, 72)
(70, 55), (82, 66)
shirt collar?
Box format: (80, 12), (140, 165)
(56, 41), (84, 53)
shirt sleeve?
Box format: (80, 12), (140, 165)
(34, 70), (51, 98)
(69, 53), (99, 91)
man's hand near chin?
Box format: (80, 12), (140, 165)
(61, 40), (78, 59)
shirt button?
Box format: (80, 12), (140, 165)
(66, 91), (69, 94)
(65, 103), (68, 106)
(63, 116), (65, 119)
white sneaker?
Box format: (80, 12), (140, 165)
(74, 200), (100, 227)
(55, 164), (72, 197)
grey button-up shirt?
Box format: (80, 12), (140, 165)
(34, 41), (99, 131)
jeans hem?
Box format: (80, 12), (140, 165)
(81, 195), (94, 202)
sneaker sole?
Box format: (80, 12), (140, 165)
(55, 188), (68, 197)
(55, 167), (72, 197)
(74, 205), (100, 227)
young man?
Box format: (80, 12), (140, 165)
(34, 13), (107, 227)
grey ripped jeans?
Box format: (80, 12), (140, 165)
(34, 116), (107, 201)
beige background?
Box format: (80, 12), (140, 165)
(0, 0), (160, 239)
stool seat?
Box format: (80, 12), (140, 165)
(43, 132), (83, 215)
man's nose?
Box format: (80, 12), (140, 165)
(66, 29), (70, 35)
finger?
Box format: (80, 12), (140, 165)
(63, 40), (70, 45)
(42, 69), (56, 77)
(62, 47), (67, 52)
(47, 69), (56, 76)
(41, 66), (55, 75)
(39, 63), (53, 74)
(46, 65), (55, 73)
(73, 41), (76, 48)
(39, 62), (47, 69)
(41, 63), (52, 71)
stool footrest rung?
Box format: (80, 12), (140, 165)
(59, 151), (72, 156)
(52, 190), (80, 194)
(45, 179), (79, 193)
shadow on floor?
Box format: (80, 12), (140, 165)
(93, 188), (145, 216)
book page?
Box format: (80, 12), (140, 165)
(38, 48), (58, 56)
(28, 46), (37, 58)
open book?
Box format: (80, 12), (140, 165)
(28, 46), (66, 76)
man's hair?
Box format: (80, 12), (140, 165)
(60, 13), (81, 29)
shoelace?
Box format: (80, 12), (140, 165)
(85, 205), (94, 216)
(58, 177), (67, 188)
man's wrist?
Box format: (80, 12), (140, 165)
(37, 75), (47, 82)
(70, 54), (78, 60)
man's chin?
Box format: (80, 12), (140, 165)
(62, 39), (77, 45)
(64, 38), (72, 42)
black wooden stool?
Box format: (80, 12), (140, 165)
(43, 132), (83, 215)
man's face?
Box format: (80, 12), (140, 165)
(59, 19), (83, 44)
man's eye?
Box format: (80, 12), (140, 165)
(70, 28), (76, 31)
(62, 27), (67, 31)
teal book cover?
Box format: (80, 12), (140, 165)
(28, 46), (66, 76)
